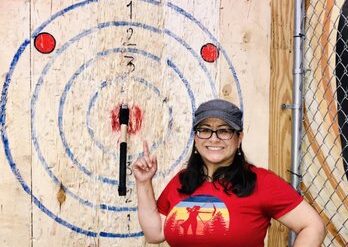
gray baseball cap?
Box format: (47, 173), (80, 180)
(193, 99), (243, 131)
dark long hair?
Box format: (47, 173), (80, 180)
(178, 140), (256, 197)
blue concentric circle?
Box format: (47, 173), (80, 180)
(0, 0), (242, 238)
(85, 76), (173, 170)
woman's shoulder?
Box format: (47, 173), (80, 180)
(249, 164), (272, 175)
(249, 165), (296, 195)
(249, 165), (284, 182)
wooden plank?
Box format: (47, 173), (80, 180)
(30, 0), (101, 245)
(268, 0), (294, 246)
(0, 1), (32, 247)
(220, 0), (270, 167)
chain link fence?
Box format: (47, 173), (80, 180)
(302, 0), (348, 246)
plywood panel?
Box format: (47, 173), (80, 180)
(0, 1), (32, 247)
(220, 0), (270, 168)
(0, 0), (271, 246)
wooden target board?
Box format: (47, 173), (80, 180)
(0, 0), (270, 246)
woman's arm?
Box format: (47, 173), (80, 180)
(133, 141), (165, 243)
(277, 200), (326, 247)
(136, 180), (165, 243)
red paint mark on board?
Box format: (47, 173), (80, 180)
(111, 104), (143, 134)
(34, 32), (56, 54)
(200, 43), (219, 63)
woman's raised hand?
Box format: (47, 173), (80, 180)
(132, 140), (158, 183)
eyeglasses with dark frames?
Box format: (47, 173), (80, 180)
(195, 127), (237, 140)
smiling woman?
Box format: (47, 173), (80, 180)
(193, 118), (242, 178)
(133, 98), (326, 247)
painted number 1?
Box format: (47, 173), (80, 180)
(127, 1), (133, 20)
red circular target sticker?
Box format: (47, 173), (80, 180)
(34, 32), (56, 54)
(201, 43), (219, 63)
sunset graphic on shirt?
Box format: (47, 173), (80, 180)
(165, 195), (230, 238)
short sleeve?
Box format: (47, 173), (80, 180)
(260, 171), (303, 219)
(156, 183), (171, 216)
(156, 173), (181, 216)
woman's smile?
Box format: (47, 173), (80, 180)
(206, 146), (224, 151)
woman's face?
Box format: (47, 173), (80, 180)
(194, 117), (243, 174)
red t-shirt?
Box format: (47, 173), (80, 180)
(157, 166), (303, 247)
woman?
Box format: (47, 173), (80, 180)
(133, 99), (325, 247)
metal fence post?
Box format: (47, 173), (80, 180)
(289, 0), (305, 245)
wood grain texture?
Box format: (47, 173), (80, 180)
(0, 0), (271, 246)
(0, 1), (32, 247)
(269, 0), (293, 246)
(219, 0), (270, 168)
